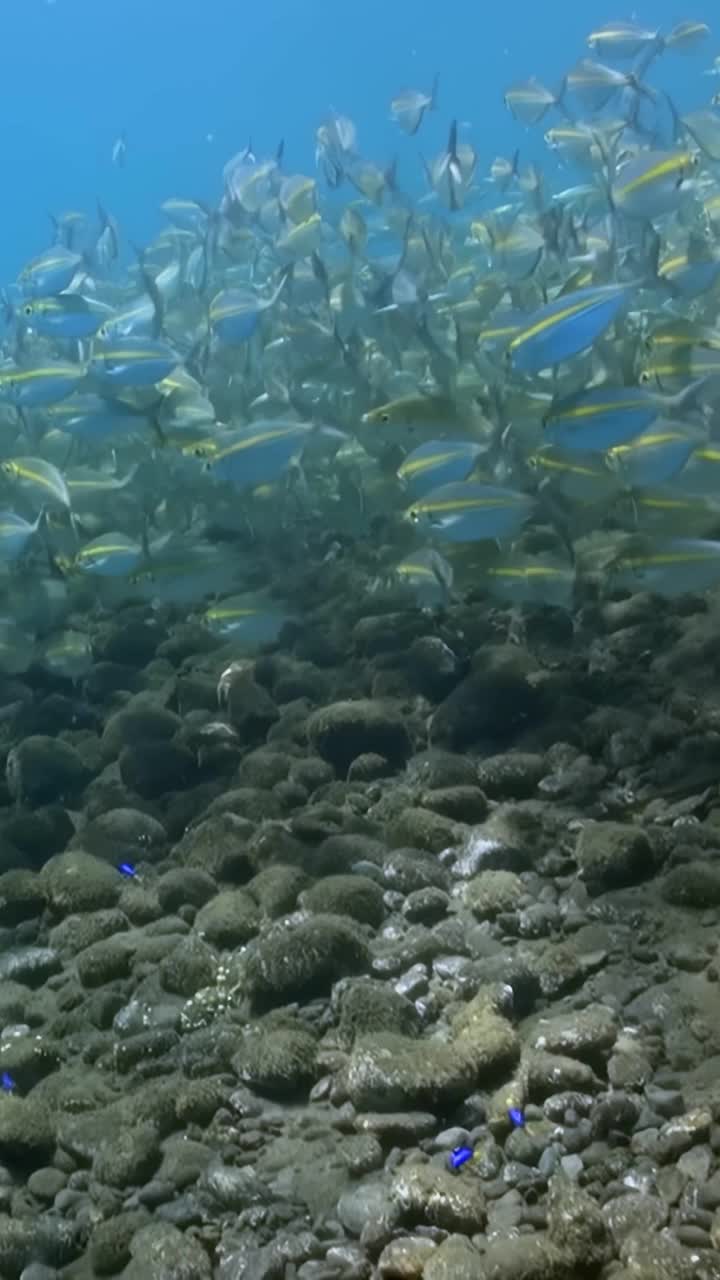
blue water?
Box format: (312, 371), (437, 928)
(3, 0), (716, 282)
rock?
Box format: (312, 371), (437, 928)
(93, 1123), (162, 1189)
(160, 935), (217, 997)
(402, 887), (449, 924)
(246, 864), (307, 916)
(421, 785), (489, 823)
(661, 860), (720, 907)
(0, 946), (61, 987)
(74, 808), (167, 864)
(0, 870), (46, 926)
(336, 979), (421, 1048)
(307, 699), (411, 775)
(391, 1162), (486, 1233)
(156, 867), (217, 913)
(383, 849), (449, 893)
(0, 1096), (55, 1165)
(345, 1033), (477, 1112)
(347, 752), (393, 782)
(424, 1237), (486, 1280)
(476, 751), (546, 798)
(122, 1221), (212, 1280)
(101, 699), (182, 760)
(429, 665), (543, 751)
(300, 874), (385, 927)
(76, 937), (133, 987)
(232, 1025), (318, 1097)
(41, 850), (121, 915)
(530, 1005), (618, 1062)
(242, 914), (370, 1011)
(89, 1209), (151, 1275)
(390, 806), (466, 854)
(6, 735), (90, 805)
(464, 869), (524, 919)
(194, 889), (260, 947)
(119, 740), (197, 799)
(173, 813), (255, 881)
(406, 750), (479, 790)
(575, 820), (655, 891)
(377, 1235), (438, 1276)
(225, 670), (279, 741)
(3, 805), (74, 865)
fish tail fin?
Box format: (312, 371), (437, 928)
(430, 73), (439, 112)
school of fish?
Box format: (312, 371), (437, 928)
(2, 15), (720, 679)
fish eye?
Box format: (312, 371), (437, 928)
(23, 304), (32, 318)
(380, 412), (390, 423)
(639, 369), (651, 384)
(409, 508), (420, 522)
(98, 324), (108, 339)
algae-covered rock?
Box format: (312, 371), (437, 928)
(421, 784), (489, 822)
(194, 888), (261, 947)
(156, 866), (217, 913)
(242, 913), (370, 1011)
(391, 1161), (486, 1233)
(76, 937), (133, 988)
(307, 699), (411, 774)
(119, 739), (197, 799)
(529, 1004), (618, 1062)
(661, 860), (720, 907)
(122, 1221), (212, 1280)
(101, 699), (181, 761)
(246, 864), (308, 916)
(0, 1095), (56, 1165)
(575, 820), (654, 891)
(476, 751), (546, 798)
(336, 978), (421, 1048)
(344, 1033), (477, 1111)
(73, 807), (167, 864)
(41, 849), (121, 915)
(89, 1209), (151, 1275)
(6, 735), (91, 805)
(300, 873), (385, 927)
(225, 670), (279, 741)
(464, 868), (524, 919)
(430, 665), (543, 751)
(160, 934), (217, 997)
(92, 1123), (162, 1189)
(0, 869), (46, 926)
(389, 806), (466, 854)
(232, 1025), (318, 1097)
(424, 1237), (487, 1280)
(173, 812), (255, 881)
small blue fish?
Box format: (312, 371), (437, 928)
(118, 862), (137, 878)
(448, 1145), (474, 1169)
(509, 284), (630, 374)
(1, 1072), (16, 1093)
(508, 1107), (525, 1127)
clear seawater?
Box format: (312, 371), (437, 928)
(4, 0), (716, 285)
